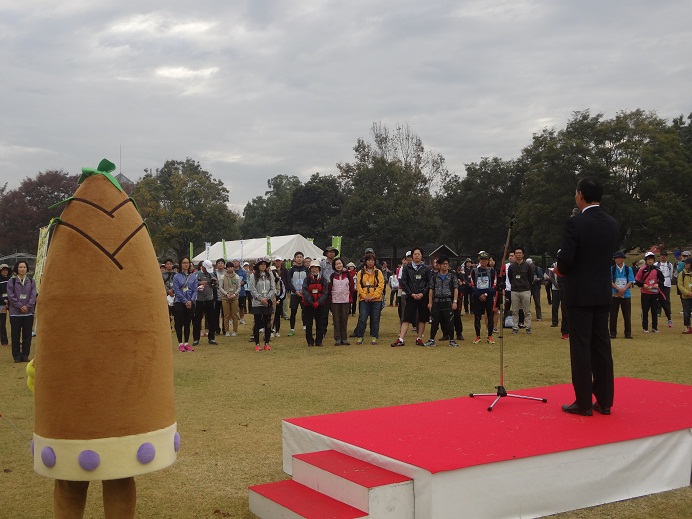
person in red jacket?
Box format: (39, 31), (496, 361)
(301, 261), (330, 346)
(635, 252), (665, 333)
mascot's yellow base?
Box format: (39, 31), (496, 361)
(33, 423), (178, 481)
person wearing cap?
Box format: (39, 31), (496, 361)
(248, 257), (276, 350)
(609, 251), (635, 339)
(0, 263), (11, 347)
(329, 257), (354, 345)
(654, 251), (674, 327)
(556, 176), (619, 416)
(635, 252), (665, 333)
(301, 260), (329, 346)
(192, 259), (218, 345)
(677, 257), (692, 334)
(286, 251), (309, 336)
(354, 253), (384, 345)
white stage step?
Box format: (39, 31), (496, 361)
(249, 450), (414, 519)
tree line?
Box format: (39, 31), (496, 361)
(0, 110), (690, 261)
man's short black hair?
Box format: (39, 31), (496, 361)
(437, 255), (449, 264)
(577, 177), (603, 204)
(164, 258), (173, 264)
(514, 246), (524, 254)
(294, 251), (304, 258)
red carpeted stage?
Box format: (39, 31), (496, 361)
(269, 378), (692, 518)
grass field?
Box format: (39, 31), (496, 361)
(1, 293), (691, 518)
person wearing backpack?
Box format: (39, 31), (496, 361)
(609, 251), (635, 339)
(677, 257), (692, 334)
(654, 251), (674, 327)
(634, 252), (665, 333)
(425, 255), (459, 347)
(354, 253), (384, 345)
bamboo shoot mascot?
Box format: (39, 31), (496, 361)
(30, 159), (178, 518)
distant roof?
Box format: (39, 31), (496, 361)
(114, 173), (135, 186)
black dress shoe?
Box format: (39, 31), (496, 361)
(561, 402), (593, 416)
(593, 402), (611, 415)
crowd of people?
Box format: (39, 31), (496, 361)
(158, 243), (692, 352)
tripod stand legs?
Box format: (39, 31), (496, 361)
(470, 386), (548, 412)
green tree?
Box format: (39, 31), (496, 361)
(133, 158), (240, 260)
(0, 170), (78, 254)
(240, 174), (301, 238)
(337, 156), (435, 260)
(438, 157), (523, 257)
(288, 173), (346, 247)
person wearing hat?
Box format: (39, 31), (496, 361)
(635, 252), (665, 333)
(609, 251), (635, 339)
(248, 257), (275, 350)
(301, 260), (329, 346)
(0, 263), (10, 347)
(654, 251), (674, 327)
(677, 256), (692, 334)
(321, 247), (338, 279)
(192, 259), (218, 345)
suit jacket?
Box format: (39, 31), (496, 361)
(557, 205), (619, 308)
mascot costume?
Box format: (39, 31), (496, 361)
(30, 159), (178, 518)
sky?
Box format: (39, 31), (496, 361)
(1, 0), (690, 211)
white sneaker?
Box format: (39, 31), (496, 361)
(225, 332), (230, 337)
(303, 325), (306, 330)
(239, 319), (245, 325)
(274, 332), (281, 338)
(231, 332), (237, 337)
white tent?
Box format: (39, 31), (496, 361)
(192, 234), (324, 263)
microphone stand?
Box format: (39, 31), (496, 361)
(469, 216), (547, 411)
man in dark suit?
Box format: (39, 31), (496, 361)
(557, 177), (620, 416)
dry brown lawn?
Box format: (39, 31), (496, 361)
(1, 292), (690, 518)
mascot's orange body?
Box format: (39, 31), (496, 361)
(32, 162), (177, 518)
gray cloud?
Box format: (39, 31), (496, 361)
(1, 0), (690, 211)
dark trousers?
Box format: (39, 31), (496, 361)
(10, 314), (34, 360)
(430, 302), (454, 340)
(552, 289), (569, 334)
(566, 304), (614, 409)
(303, 305), (325, 345)
(474, 296), (494, 337)
(350, 292), (358, 315)
(530, 285), (542, 320)
(682, 298), (692, 327)
(331, 303), (350, 343)
(193, 300), (215, 341)
(640, 293), (659, 331)
(273, 299), (283, 333)
(452, 306), (463, 339)
(289, 294), (305, 329)
(609, 297), (631, 338)
(658, 286), (671, 320)
(214, 299), (224, 334)
(0, 311), (8, 345)
(389, 290), (397, 305)
(173, 302), (194, 343)
(253, 313), (272, 345)
(545, 283), (552, 305)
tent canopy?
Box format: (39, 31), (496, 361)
(192, 234), (324, 263)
